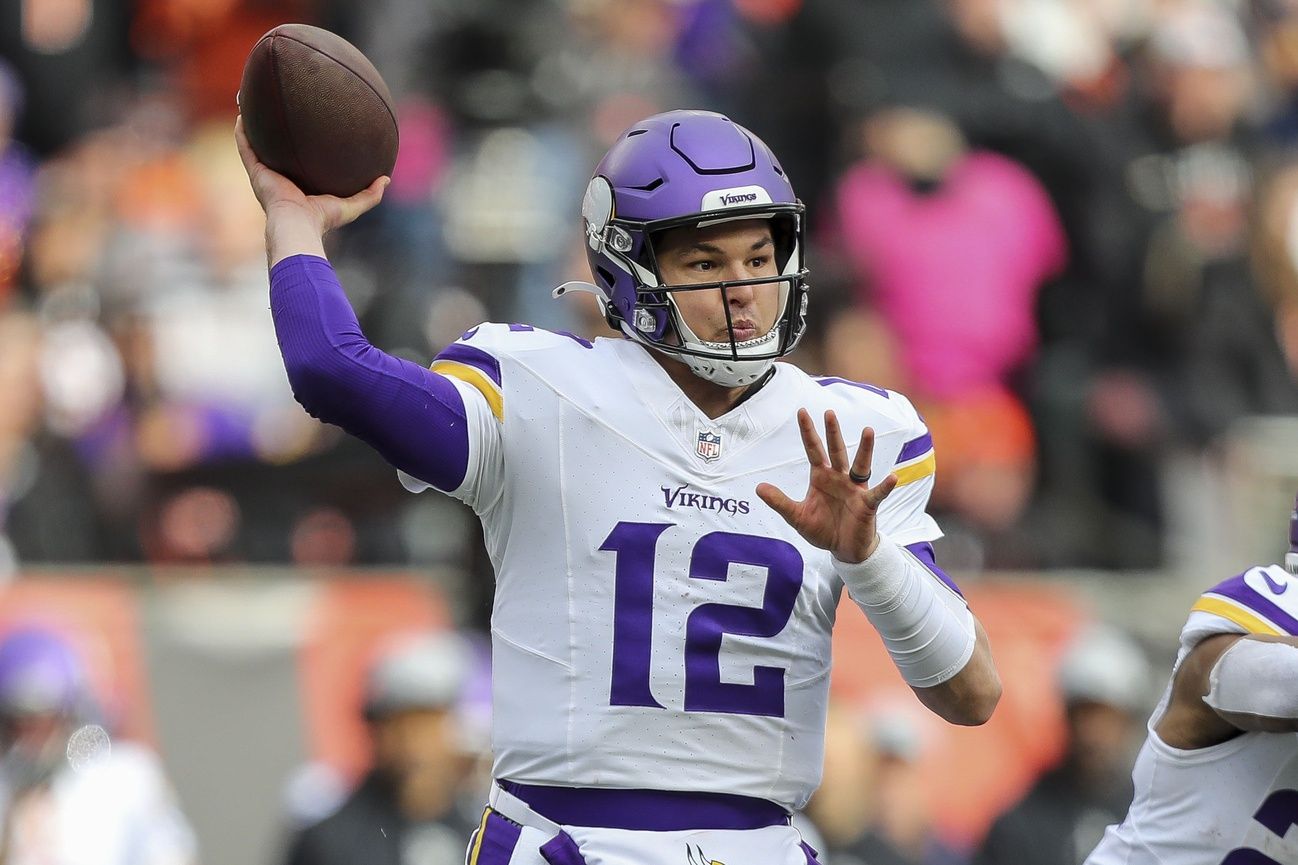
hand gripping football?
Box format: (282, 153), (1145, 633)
(238, 24), (399, 198)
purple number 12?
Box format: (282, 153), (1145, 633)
(601, 522), (804, 718)
(1220, 790), (1298, 864)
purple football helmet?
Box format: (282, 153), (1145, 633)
(0, 628), (87, 718)
(574, 110), (808, 386)
(1288, 493), (1298, 574)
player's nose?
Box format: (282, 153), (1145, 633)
(722, 269), (757, 304)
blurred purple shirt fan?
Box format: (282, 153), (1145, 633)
(0, 59), (35, 300)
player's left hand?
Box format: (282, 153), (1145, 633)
(757, 409), (897, 564)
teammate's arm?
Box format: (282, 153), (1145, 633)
(1156, 633), (1298, 749)
(758, 409), (1002, 726)
(235, 117), (490, 497)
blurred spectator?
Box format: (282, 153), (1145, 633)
(0, 0), (1293, 577)
(283, 633), (479, 865)
(130, 0), (315, 122)
(1256, 0), (1298, 147)
(0, 0), (133, 155)
(1231, 159), (1298, 422)
(0, 60), (33, 304)
(0, 625), (196, 865)
(824, 105), (1066, 565)
(973, 625), (1150, 865)
(1029, 2), (1265, 568)
(1147, 151), (1298, 444)
(0, 312), (108, 567)
(805, 701), (961, 865)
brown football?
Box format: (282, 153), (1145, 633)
(239, 24), (398, 198)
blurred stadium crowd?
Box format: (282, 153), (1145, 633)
(0, 0), (1297, 863)
(3, 0), (1298, 584)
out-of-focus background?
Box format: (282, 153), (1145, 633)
(0, 1), (1296, 864)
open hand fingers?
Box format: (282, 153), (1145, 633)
(797, 408), (828, 468)
(846, 425), (896, 511)
(756, 482), (798, 523)
(850, 426), (876, 483)
(863, 472), (898, 511)
(824, 410), (850, 472)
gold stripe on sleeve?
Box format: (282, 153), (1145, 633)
(893, 451), (936, 487)
(1191, 595), (1283, 636)
(431, 360), (504, 422)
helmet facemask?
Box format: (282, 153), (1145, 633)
(652, 211), (806, 386)
(587, 193), (809, 387)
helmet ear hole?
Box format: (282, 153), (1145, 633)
(594, 266), (622, 330)
(770, 214), (798, 272)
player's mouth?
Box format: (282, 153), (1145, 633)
(725, 319), (760, 342)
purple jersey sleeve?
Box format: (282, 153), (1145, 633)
(269, 254), (471, 492)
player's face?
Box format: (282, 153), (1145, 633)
(654, 219), (782, 344)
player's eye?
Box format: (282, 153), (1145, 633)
(689, 260), (715, 271)
(750, 256), (771, 269)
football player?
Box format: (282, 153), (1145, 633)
(1085, 495), (1298, 865)
(236, 109), (1001, 864)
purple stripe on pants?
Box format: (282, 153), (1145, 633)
(475, 811), (523, 864)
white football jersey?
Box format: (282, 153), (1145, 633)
(1085, 566), (1298, 865)
(406, 324), (947, 811)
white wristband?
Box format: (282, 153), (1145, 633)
(835, 535), (977, 688)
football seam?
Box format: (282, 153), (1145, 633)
(268, 36), (312, 191)
(272, 32), (400, 147)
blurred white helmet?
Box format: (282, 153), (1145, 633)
(363, 632), (469, 721)
(1056, 623), (1151, 714)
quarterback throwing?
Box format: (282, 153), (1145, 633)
(237, 109), (1001, 865)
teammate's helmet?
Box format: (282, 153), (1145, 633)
(579, 110), (808, 387)
(0, 628), (87, 719)
(1287, 493), (1298, 575)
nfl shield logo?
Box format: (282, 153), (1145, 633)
(696, 430), (723, 462)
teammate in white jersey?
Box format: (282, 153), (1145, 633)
(1085, 496), (1298, 865)
(236, 109), (1001, 864)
